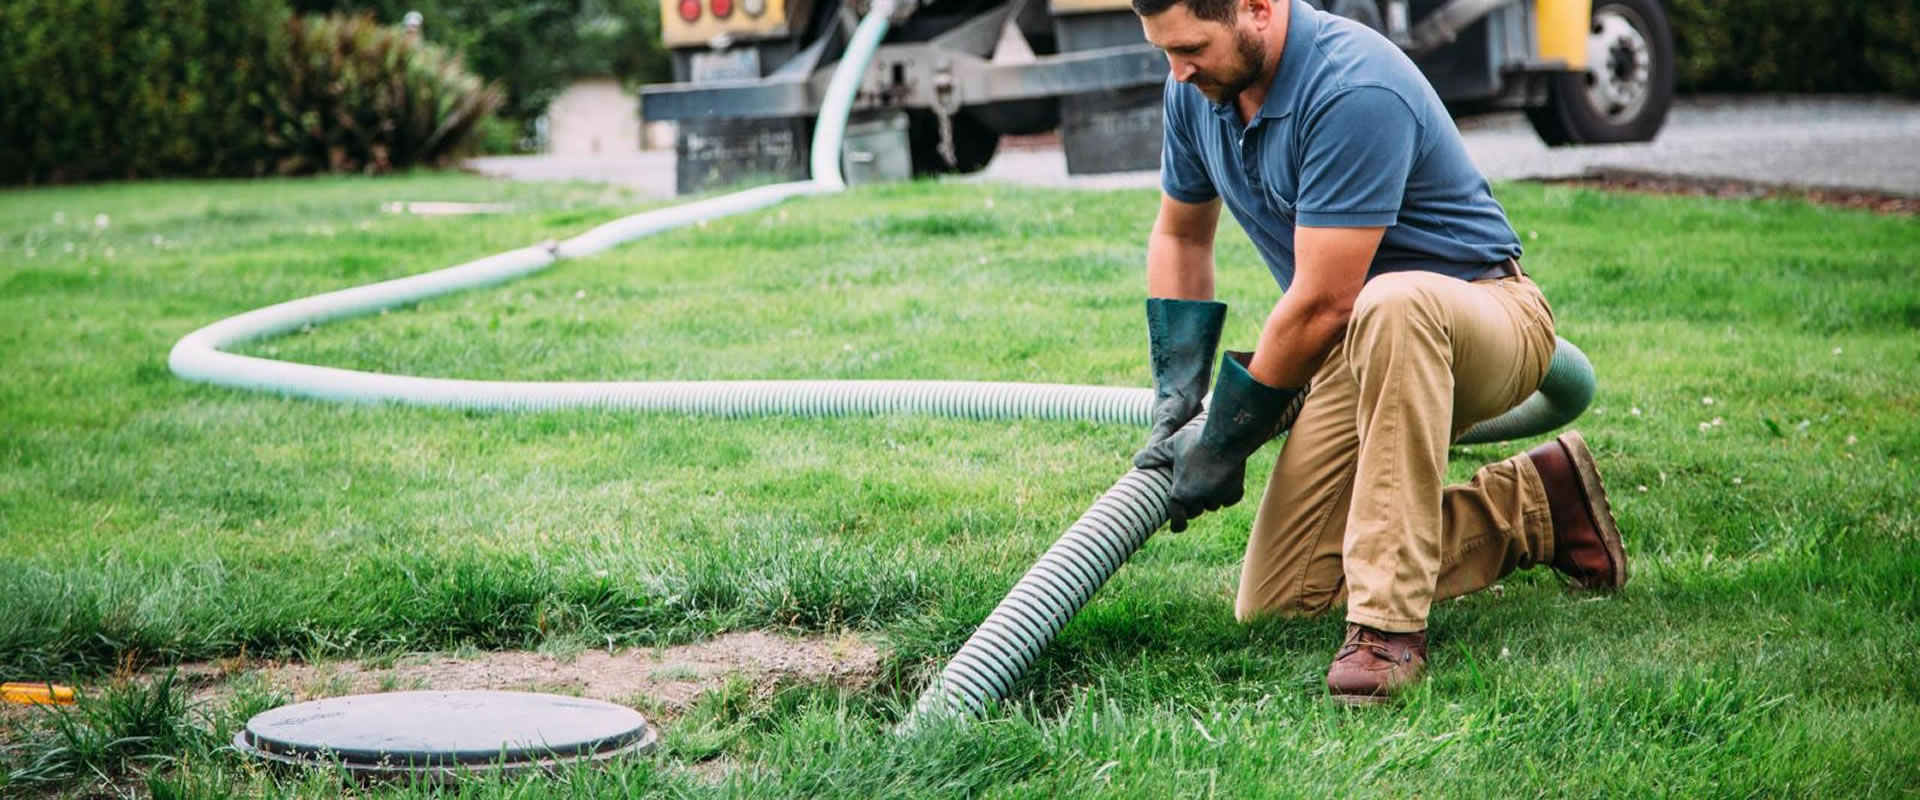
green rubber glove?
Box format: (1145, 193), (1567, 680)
(1137, 351), (1308, 532)
(1132, 298), (1228, 469)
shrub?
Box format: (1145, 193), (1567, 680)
(1666, 0), (1920, 95)
(260, 13), (503, 174)
(287, 0), (673, 142)
(0, 0), (286, 183)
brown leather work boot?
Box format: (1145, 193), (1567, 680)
(1325, 625), (1428, 706)
(1525, 431), (1629, 590)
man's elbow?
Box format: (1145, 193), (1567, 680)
(1297, 293), (1356, 336)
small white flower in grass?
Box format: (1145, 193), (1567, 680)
(593, 569), (609, 578)
(1702, 396), (1715, 406)
(1631, 406), (1642, 416)
(1637, 485), (1648, 492)
(777, 209), (788, 220)
(1732, 477), (1743, 485)
(1832, 347), (1843, 356)
(696, 219), (710, 229)
(1698, 421), (1712, 432)
(1594, 407), (1606, 415)
(151, 235), (164, 246)
(574, 290), (586, 300)
(1527, 230), (1538, 240)
(983, 197), (995, 210)
(1499, 646), (1511, 659)
(94, 214), (109, 230)
(1846, 435), (1858, 445)
(842, 343), (854, 352)
(1712, 417), (1724, 427)
(53, 211), (65, 224)
(977, 255), (990, 265)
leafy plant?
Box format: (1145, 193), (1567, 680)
(288, 0), (673, 141)
(261, 12), (504, 174)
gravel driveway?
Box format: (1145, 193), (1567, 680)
(466, 96), (1920, 199)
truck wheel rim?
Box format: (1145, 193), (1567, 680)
(1584, 4), (1653, 124)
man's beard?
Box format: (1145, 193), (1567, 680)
(1192, 28), (1267, 105)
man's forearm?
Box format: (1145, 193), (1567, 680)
(1247, 292), (1349, 389)
(1146, 231), (1216, 300)
(1245, 225), (1382, 388)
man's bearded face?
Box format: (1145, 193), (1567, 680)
(1189, 26), (1266, 104)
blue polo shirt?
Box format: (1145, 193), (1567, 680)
(1160, 0), (1522, 289)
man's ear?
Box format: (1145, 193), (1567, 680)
(1243, 0), (1274, 28)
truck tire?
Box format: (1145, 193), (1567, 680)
(1526, 0), (1674, 145)
(907, 109), (1000, 175)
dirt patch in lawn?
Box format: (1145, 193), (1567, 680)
(163, 631), (883, 716)
(1543, 168), (1917, 215)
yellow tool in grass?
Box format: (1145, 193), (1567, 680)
(2, 682), (77, 705)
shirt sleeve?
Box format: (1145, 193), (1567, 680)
(1159, 75), (1218, 204)
(1295, 85), (1420, 227)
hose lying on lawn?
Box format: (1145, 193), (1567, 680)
(167, 0), (1596, 731)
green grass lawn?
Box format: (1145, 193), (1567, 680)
(2, 172), (1917, 796)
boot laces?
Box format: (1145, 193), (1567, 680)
(1337, 625), (1399, 662)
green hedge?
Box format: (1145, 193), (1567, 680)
(0, 1), (505, 184)
(0, 0), (286, 183)
(1667, 0), (1920, 95)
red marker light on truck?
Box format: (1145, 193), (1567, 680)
(678, 0), (700, 21)
(711, 0), (733, 18)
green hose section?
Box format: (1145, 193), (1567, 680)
(1457, 337), (1596, 445)
(900, 338), (1594, 728)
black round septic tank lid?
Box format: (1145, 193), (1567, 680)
(235, 691), (655, 778)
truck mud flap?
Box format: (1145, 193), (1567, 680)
(1059, 86), (1161, 176)
(676, 117), (814, 195)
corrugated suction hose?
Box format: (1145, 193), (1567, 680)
(166, 0), (1595, 730)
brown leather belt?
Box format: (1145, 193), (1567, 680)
(1469, 257), (1524, 282)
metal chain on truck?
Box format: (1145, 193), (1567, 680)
(932, 70), (961, 168)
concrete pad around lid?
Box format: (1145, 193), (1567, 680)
(235, 690), (655, 781)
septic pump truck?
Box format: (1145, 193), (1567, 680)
(641, 0), (1675, 195)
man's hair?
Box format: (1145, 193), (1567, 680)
(1133, 0), (1237, 23)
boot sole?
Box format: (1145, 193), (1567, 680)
(1331, 692), (1391, 707)
(1557, 431), (1629, 589)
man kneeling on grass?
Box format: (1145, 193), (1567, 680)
(1130, 0), (1628, 704)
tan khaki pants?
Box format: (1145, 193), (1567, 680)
(1235, 271), (1561, 632)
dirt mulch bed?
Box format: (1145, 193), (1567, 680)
(1544, 169), (1918, 215)
(2, 631), (884, 733)
(180, 631), (885, 715)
